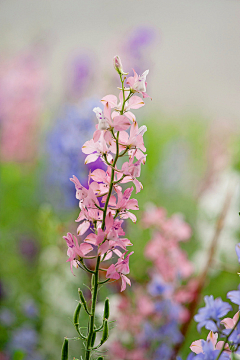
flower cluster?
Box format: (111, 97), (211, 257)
(187, 243), (240, 360)
(108, 205), (196, 360)
(62, 56), (150, 359)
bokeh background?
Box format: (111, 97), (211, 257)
(0, 1), (240, 359)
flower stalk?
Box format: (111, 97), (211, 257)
(61, 57), (150, 359)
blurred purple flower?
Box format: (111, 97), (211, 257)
(44, 98), (106, 209)
(0, 308), (16, 326)
(23, 299), (39, 318)
(10, 325), (38, 352)
(66, 53), (93, 99)
(18, 236), (39, 263)
(123, 26), (156, 73)
(194, 295), (232, 332)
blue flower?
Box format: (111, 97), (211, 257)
(193, 340), (230, 360)
(194, 295), (232, 332)
(227, 290), (240, 307)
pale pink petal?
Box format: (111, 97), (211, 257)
(79, 242), (93, 255)
(221, 318), (235, 329)
(106, 264), (120, 280)
(120, 275), (131, 292)
(128, 95), (145, 109)
(90, 169), (106, 182)
(207, 331), (218, 347)
(85, 153), (99, 164)
(190, 340), (203, 354)
(113, 115), (131, 131)
(93, 129), (101, 142)
(101, 94), (118, 108)
(104, 130), (112, 145)
(84, 233), (98, 245)
(98, 241), (110, 255)
(77, 220), (90, 235)
(125, 111), (136, 122)
(103, 102), (111, 120)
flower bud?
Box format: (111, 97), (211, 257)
(61, 338), (68, 360)
(113, 55), (127, 75)
(103, 298), (110, 320)
(73, 302), (81, 333)
(100, 319), (109, 344)
(78, 288), (90, 315)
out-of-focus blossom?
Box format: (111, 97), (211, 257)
(18, 236), (39, 263)
(108, 205), (194, 360)
(44, 98), (105, 208)
(0, 308), (16, 326)
(65, 52), (94, 100)
(122, 26), (157, 74)
(0, 47), (47, 162)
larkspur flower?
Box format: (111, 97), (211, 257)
(194, 295), (232, 332)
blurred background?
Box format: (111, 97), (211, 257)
(0, 1), (240, 359)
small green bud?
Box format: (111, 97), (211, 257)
(97, 357), (104, 360)
(78, 288), (90, 315)
(100, 319), (109, 344)
(61, 338), (68, 360)
(73, 302), (81, 333)
(91, 331), (96, 347)
(103, 298), (110, 320)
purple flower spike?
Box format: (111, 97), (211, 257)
(194, 295), (232, 332)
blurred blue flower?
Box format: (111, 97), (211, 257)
(155, 320), (183, 344)
(0, 308), (16, 326)
(10, 325), (38, 352)
(194, 295), (232, 332)
(154, 343), (172, 360)
(148, 275), (172, 297)
(23, 299), (39, 318)
(44, 98), (105, 209)
(155, 299), (182, 321)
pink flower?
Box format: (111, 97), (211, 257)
(82, 133), (111, 164)
(106, 251), (134, 291)
(101, 91), (144, 122)
(110, 187), (139, 223)
(190, 331), (230, 354)
(115, 122), (147, 161)
(221, 312), (239, 329)
(93, 102), (131, 144)
(120, 154), (144, 193)
(63, 232), (93, 274)
(126, 69), (150, 98)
